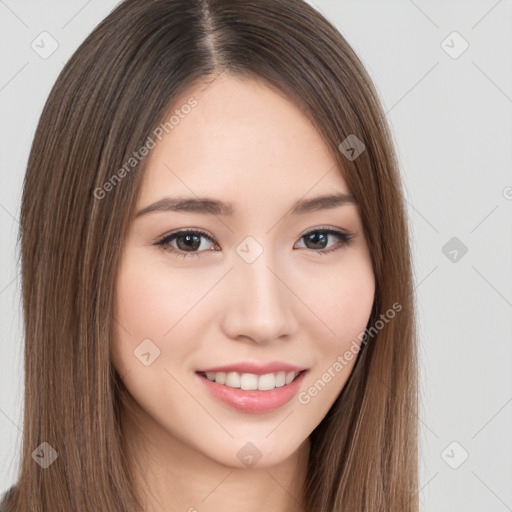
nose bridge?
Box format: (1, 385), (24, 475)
(240, 251), (283, 308)
(222, 239), (294, 342)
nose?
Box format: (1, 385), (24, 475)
(220, 250), (297, 344)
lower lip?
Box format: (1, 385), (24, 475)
(195, 371), (308, 414)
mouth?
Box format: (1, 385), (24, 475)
(195, 368), (309, 414)
(196, 369), (307, 391)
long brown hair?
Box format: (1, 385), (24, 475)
(2, 0), (418, 510)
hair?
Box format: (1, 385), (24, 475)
(1, 0), (418, 510)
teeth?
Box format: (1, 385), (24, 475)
(226, 372), (241, 388)
(240, 373), (258, 390)
(258, 373), (277, 391)
(285, 371), (296, 384)
(203, 370), (300, 390)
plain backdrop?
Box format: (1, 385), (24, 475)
(1, 1), (511, 510)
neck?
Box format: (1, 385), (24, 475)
(121, 397), (310, 512)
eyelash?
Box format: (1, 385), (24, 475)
(153, 227), (354, 260)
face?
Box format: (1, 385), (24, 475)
(112, 74), (375, 470)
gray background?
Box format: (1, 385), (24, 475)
(1, 1), (511, 510)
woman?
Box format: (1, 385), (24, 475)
(1, 0), (418, 510)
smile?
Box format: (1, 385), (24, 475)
(195, 368), (308, 414)
(200, 370), (301, 390)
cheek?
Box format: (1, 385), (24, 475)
(304, 253), (375, 352)
(112, 252), (216, 380)
(115, 251), (208, 340)
(295, 257), (374, 417)
(298, 253), (373, 389)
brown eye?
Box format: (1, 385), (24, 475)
(295, 228), (353, 254)
(154, 229), (218, 259)
(154, 227), (353, 260)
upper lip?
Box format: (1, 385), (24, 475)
(196, 361), (308, 375)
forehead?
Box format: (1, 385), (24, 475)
(138, 74), (351, 212)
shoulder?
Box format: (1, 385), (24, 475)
(0, 484), (17, 512)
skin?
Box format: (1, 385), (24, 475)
(111, 74), (375, 512)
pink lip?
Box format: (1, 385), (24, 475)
(195, 369), (308, 414)
(195, 361), (307, 375)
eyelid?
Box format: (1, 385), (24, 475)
(302, 225), (349, 237)
(152, 228), (219, 259)
(297, 226), (354, 254)
(158, 227), (218, 244)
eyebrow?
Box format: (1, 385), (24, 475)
(135, 193), (357, 218)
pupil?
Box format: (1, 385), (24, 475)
(177, 234), (200, 251)
(307, 232), (327, 249)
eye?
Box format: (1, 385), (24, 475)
(295, 228), (354, 255)
(153, 229), (219, 259)
(153, 227), (354, 259)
